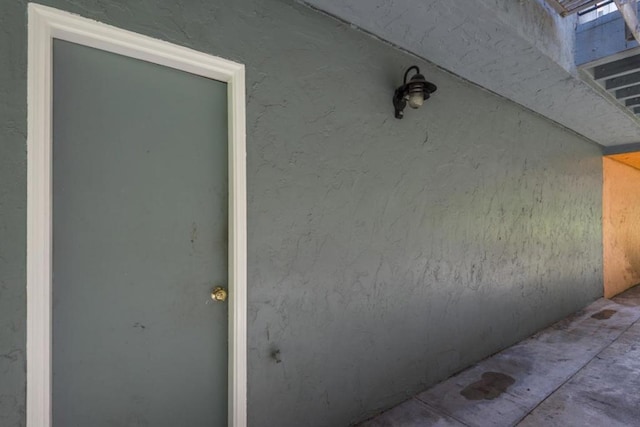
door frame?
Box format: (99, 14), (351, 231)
(26, 4), (247, 426)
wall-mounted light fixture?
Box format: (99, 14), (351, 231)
(393, 66), (437, 119)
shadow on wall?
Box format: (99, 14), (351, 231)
(346, 276), (597, 424)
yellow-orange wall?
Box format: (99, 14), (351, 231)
(603, 156), (640, 298)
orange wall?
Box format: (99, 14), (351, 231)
(603, 156), (640, 298)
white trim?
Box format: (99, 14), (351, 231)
(27, 4), (247, 427)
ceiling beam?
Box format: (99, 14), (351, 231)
(606, 70), (640, 89)
(613, 0), (640, 44)
(544, 0), (601, 16)
(603, 141), (640, 154)
(594, 54), (640, 79)
(615, 83), (640, 99)
(626, 96), (640, 106)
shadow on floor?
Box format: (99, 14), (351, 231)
(358, 285), (640, 427)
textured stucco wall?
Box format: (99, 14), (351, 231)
(0, 1), (603, 426)
(603, 158), (640, 298)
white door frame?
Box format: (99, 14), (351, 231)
(26, 4), (247, 426)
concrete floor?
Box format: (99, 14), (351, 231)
(358, 285), (640, 427)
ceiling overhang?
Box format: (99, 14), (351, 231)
(303, 0), (640, 147)
(579, 48), (640, 119)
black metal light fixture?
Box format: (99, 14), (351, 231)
(393, 66), (437, 119)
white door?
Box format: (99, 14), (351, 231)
(27, 5), (247, 427)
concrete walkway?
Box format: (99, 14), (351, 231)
(358, 286), (640, 427)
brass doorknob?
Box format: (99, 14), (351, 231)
(211, 287), (228, 302)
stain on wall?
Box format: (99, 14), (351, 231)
(603, 157), (640, 298)
(0, 0), (603, 426)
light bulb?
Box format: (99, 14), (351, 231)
(408, 92), (424, 109)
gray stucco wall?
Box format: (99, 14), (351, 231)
(0, 1), (603, 426)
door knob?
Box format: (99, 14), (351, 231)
(211, 286), (228, 302)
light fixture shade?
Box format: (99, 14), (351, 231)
(393, 66), (437, 119)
